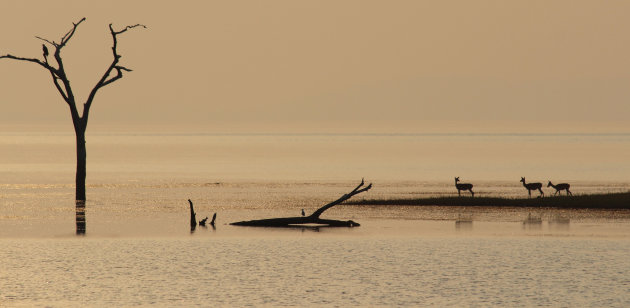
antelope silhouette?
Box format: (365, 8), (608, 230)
(548, 181), (572, 196)
(520, 177), (544, 198)
(455, 177), (474, 197)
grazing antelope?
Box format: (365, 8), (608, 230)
(455, 177), (474, 197)
(548, 181), (572, 196)
(520, 177), (544, 198)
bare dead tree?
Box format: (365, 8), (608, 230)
(1, 18), (146, 234)
(231, 179), (372, 227)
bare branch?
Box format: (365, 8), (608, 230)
(53, 49), (77, 112)
(60, 17), (86, 47)
(35, 36), (57, 47)
(51, 74), (69, 103)
(100, 67), (124, 88)
(0, 54), (58, 73)
(1, 19), (86, 120)
(82, 22), (145, 127)
(113, 24), (147, 35)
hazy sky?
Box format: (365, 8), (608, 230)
(1, 1), (629, 133)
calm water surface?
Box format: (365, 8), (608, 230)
(1, 133), (630, 306)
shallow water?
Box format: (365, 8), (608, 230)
(1, 132), (630, 306)
(2, 236), (630, 307)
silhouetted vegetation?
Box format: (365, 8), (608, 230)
(348, 192), (630, 209)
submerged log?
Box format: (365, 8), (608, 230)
(230, 179), (371, 227)
(230, 217), (360, 227)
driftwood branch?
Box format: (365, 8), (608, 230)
(231, 179), (372, 227)
(310, 178), (372, 219)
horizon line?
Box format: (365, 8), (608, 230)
(2, 131), (629, 137)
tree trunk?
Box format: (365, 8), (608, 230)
(75, 128), (87, 235)
(75, 129), (87, 202)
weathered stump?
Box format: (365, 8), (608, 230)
(188, 199), (197, 231)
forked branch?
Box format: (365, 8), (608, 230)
(82, 22), (146, 126)
(61, 18), (86, 47)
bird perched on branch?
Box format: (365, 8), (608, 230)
(42, 44), (48, 59)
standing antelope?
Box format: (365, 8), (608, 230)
(548, 181), (572, 196)
(520, 177), (544, 198)
(455, 177), (474, 197)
